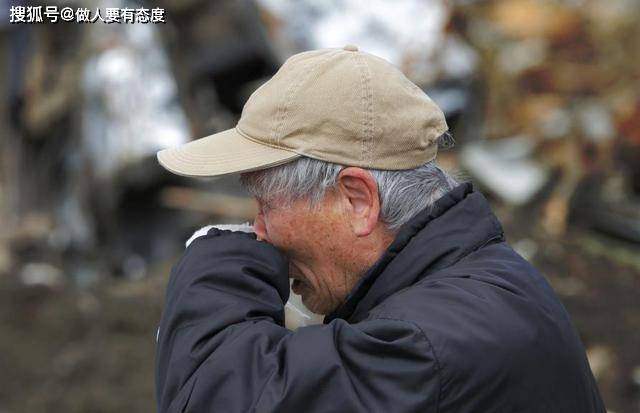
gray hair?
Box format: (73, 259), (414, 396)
(240, 135), (460, 231)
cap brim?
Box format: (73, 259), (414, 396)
(157, 128), (301, 178)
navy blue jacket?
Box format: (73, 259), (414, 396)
(155, 183), (605, 412)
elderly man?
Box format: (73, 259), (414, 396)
(155, 46), (604, 412)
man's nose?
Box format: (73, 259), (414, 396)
(253, 212), (269, 242)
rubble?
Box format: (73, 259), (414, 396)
(256, 0), (450, 81)
(460, 136), (549, 205)
(587, 345), (614, 381)
(511, 238), (538, 261)
(19, 262), (65, 289)
(81, 20), (189, 179)
(453, 0), (640, 242)
(159, 186), (258, 219)
(632, 366), (640, 388)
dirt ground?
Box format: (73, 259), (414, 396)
(0, 229), (638, 413)
(0, 262), (169, 413)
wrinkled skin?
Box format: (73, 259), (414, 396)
(251, 167), (394, 315)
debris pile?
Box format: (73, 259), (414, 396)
(451, 0), (640, 241)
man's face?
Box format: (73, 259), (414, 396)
(253, 193), (362, 315)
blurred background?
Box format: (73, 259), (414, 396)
(1, 0), (639, 411)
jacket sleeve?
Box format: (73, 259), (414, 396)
(155, 228), (440, 413)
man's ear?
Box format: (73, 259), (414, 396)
(336, 167), (381, 237)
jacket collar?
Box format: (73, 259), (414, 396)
(324, 182), (504, 324)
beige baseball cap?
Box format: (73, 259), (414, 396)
(157, 45), (448, 177)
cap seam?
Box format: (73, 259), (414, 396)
(235, 126), (302, 156)
(168, 147), (286, 164)
(353, 53), (374, 168)
(159, 153), (299, 177)
(273, 50), (342, 148)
